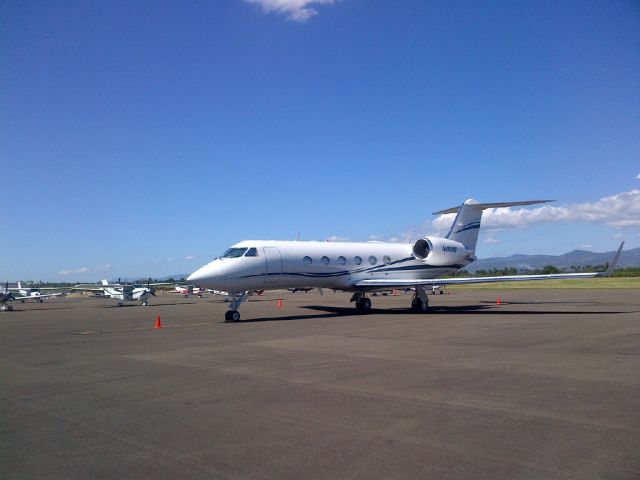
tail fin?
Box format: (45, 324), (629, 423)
(434, 199), (553, 252)
(101, 279), (109, 286)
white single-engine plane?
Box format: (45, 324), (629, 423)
(73, 279), (156, 306)
(187, 199), (624, 322)
(1, 282), (63, 311)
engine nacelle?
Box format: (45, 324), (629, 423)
(412, 237), (472, 266)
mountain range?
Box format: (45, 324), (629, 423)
(466, 246), (640, 273)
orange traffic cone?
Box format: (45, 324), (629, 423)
(277, 299), (283, 309)
(496, 296), (501, 305)
(155, 315), (162, 328)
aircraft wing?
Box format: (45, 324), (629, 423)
(71, 286), (106, 292)
(354, 272), (601, 288)
(13, 292), (63, 300)
(354, 242), (624, 289)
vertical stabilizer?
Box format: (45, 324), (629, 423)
(443, 199), (483, 252)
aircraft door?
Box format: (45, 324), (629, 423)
(264, 247), (282, 284)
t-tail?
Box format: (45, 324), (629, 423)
(434, 199), (553, 253)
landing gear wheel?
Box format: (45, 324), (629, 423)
(39, 298), (44, 303)
(225, 310), (240, 322)
(141, 300), (148, 306)
(1, 304), (8, 312)
(356, 297), (372, 313)
(411, 298), (429, 313)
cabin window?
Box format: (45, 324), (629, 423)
(369, 256), (377, 265)
(303, 256), (312, 266)
(383, 255), (391, 265)
(245, 248), (258, 257)
(337, 256), (346, 265)
(354, 256), (362, 265)
(222, 248), (248, 258)
(321, 256), (330, 265)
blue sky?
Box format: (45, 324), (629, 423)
(1, 0), (639, 281)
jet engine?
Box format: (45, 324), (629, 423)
(412, 237), (473, 266)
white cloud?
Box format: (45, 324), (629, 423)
(245, 0), (335, 22)
(184, 255), (197, 260)
(325, 236), (349, 242)
(58, 267), (90, 276)
(636, 173), (640, 179)
(578, 244), (594, 249)
(433, 190), (640, 230)
(483, 237), (501, 244)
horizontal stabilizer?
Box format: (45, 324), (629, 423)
(433, 200), (553, 215)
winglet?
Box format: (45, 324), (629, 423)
(599, 242), (624, 277)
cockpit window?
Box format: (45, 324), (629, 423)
(245, 248), (258, 257)
(222, 247), (248, 258)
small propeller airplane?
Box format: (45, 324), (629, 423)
(187, 199), (625, 322)
(11, 281), (64, 303)
(1, 282), (63, 311)
(170, 284), (207, 297)
(72, 279), (157, 306)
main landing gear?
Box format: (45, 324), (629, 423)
(351, 287), (430, 314)
(350, 293), (372, 313)
(1, 304), (14, 312)
(411, 286), (429, 313)
(225, 291), (248, 322)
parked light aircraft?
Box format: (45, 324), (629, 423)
(73, 279), (156, 306)
(11, 281), (63, 303)
(171, 285), (206, 297)
(1, 282), (62, 311)
(187, 199), (624, 322)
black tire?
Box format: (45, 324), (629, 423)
(356, 298), (372, 313)
(411, 298), (429, 313)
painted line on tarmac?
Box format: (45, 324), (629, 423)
(71, 322), (217, 335)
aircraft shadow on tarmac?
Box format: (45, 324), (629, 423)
(99, 301), (197, 308)
(238, 304), (490, 322)
(238, 304), (625, 322)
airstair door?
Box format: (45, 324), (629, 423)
(264, 247), (282, 284)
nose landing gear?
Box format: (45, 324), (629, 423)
(225, 291), (248, 322)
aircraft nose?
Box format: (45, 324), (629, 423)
(187, 263), (226, 287)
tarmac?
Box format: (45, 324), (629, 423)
(2, 289), (639, 479)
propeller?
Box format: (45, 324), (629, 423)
(146, 278), (156, 296)
(4, 282), (14, 301)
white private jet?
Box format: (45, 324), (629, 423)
(1, 282), (62, 311)
(73, 279), (156, 306)
(187, 199), (624, 322)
